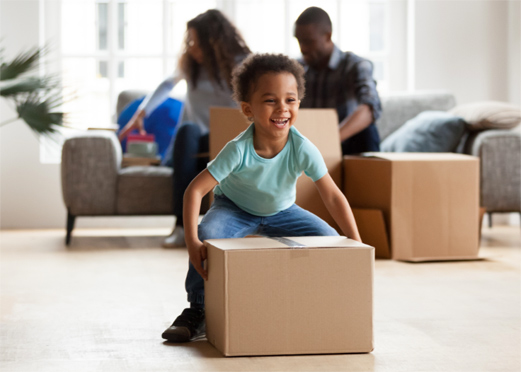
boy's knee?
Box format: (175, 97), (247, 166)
(322, 226), (340, 236)
(198, 221), (224, 241)
(311, 220), (339, 237)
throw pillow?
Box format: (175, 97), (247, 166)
(380, 111), (466, 153)
(448, 101), (521, 131)
(117, 97), (183, 161)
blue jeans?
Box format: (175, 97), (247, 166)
(163, 123), (209, 222)
(185, 194), (339, 305)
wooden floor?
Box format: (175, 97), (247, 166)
(1, 226), (520, 372)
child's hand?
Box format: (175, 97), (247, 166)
(188, 240), (208, 280)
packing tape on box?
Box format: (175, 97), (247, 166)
(269, 237), (307, 248)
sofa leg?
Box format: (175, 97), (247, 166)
(66, 211), (76, 246)
(487, 212), (493, 228)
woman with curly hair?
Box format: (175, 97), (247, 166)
(119, 9), (251, 248)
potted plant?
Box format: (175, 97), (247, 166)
(0, 46), (64, 135)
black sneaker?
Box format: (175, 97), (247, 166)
(162, 308), (205, 342)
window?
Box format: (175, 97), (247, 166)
(234, 0), (388, 88)
(42, 0), (388, 162)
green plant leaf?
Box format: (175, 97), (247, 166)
(0, 47), (41, 81)
(16, 95), (64, 134)
(0, 76), (50, 97)
(1, 45), (67, 135)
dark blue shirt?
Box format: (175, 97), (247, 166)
(299, 45), (382, 154)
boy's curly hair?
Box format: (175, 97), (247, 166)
(232, 53), (306, 103)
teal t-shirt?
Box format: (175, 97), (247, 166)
(207, 124), (328, 216)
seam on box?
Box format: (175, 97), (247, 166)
(268, 236), (307, 248)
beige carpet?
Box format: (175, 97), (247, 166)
(1, 226), (520, 371)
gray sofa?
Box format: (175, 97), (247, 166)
(62, 90), (173, 244)
(61, 90), (521, 244)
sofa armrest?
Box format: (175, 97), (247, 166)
(466, 129), (521, 212)
(61, 131), (122, 215)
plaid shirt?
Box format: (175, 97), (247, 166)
(299, 45), (382, 124)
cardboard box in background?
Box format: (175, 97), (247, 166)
(351, 208), (390, 258)
(344, 153), (480, 261)
(204, 236), (374, 356)
(209, 107), (342, 230)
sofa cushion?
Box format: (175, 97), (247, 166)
(449, 101), (521, 131)
(377, 92), (457, 141)
(380, 111), (466, 153)
(116, 166), (173, 215)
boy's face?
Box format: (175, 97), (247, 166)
(241, 72), (300, 141)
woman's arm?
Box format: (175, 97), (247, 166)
(314, 173), (362, 242)
(139, 74), (182, 115)
(118, 74), (182, 141)
(183, 169), (219, 280)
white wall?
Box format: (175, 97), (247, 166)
(414, 0), (515, 105)
(0, 0), (519, 229)
(388, 0), (409, 92)
(507, 0), (521, 105)
(0, 0), (66, 229)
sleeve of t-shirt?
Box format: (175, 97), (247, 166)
(299, 139), (329, 182)
(207, 141), (242, 183)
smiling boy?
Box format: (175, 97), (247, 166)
(161, 53), (361, 343)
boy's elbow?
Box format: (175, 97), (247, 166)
(184, 182), (200, 203)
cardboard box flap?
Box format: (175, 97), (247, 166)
(359, 152), (478, 162)
(352, 208), (390, 259)
(205, 236), (371, 251)
(209, 107), (340, 162)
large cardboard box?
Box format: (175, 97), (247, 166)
(204, 236), (374, 356)
(209, 107), (342, 230)
(343, 153), (480, 262)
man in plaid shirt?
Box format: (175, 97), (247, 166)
(294, 6), (382, 155)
